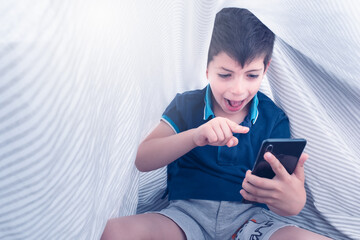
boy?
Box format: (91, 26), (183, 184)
(102, 8), (331, 240)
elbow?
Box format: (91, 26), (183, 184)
(135, 142), (160, 172)
(134, 158), (145, 172)
(135, 156), (151, 172)
(135, 164), (147, 173)
(135, 143), (152, 172)
(134, 145), (147, 172)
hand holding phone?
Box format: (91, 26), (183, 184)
(241, 138), (307, 204)
(251, 138), (306, 179)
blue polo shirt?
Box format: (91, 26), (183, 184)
(161, 85), (290, 201)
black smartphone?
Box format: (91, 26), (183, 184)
(251, 138), (307, 179)
(242, 138), (306, 203)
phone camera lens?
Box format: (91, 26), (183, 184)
(265, 144), (273, 153)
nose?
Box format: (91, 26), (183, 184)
(230, 77), (246, 96)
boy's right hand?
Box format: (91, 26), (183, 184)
(193, 117), (249, 148)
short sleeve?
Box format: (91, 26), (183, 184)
(161, 93), (187, 134)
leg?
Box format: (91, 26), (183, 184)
(101, 213), (186, 240)
(270, 226), (333, 240)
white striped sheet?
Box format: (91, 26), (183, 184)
(1, 0), (359, 239)
(0, 0), (146, 239)
(137, 167), (169, 214)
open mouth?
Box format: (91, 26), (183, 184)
(225, 98), (244, 111)
(227, 99), (243, 107)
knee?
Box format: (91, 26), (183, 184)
(101, 217), (147, 240)
(101, 218), (133, 240)
(101, 219), (117, 240)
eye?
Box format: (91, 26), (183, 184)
(247, 74), (259, 79)
(218, 73), (231, 79)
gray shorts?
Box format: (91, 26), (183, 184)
(157, 199), (295, 240)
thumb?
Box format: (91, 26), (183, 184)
(226, 136), (239, 147)
(293, 153), (308, 182)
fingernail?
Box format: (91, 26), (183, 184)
(265, 152), (272, 159)
(242, 126), (249, 132)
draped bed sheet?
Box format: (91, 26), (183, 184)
(0, 0), (359, 239)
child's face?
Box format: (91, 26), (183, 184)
(206, 51), (268, 118)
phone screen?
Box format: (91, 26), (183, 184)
(252, 138), (307, 179)
(242, 138), (306, 204)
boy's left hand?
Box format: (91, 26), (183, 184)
(240, 152), (308, 216)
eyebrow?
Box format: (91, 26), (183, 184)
(220, 67), (234, 72)
(246, 68), (263, 73)
(219, 67), (263, 73)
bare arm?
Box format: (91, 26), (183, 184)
(135, 117), (249, 172)
(135, 121), (197, 172)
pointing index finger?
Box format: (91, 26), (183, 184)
(226, 119), (249, 134)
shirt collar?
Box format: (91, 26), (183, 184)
(203, 85), (215, 120)
(249, 93), (259, 125)
(203, 84), (259, 125)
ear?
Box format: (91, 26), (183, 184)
(206, 69), (209, 79)
(263, 59), (272, 75)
